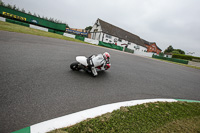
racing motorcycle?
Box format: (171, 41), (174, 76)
(70, 56), (110, 77)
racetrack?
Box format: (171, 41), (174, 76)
(0, 30), (200, 133)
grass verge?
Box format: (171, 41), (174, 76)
(0, 21), (85, 43)
(152, 57), (200, 70)
(48, 102), (200, 133)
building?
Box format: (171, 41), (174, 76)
(90, 19), (147, 52)
(66, 28), (88, 37)
(142, 39), (162, 54)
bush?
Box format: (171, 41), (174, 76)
(172, 54), (200, 61)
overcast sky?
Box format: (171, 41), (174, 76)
(3, 0), (200, 56)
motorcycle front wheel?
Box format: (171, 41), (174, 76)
(70, 62), (81, 71)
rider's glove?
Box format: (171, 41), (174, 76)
(105, 64), (111, 70)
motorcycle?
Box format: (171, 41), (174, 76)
(70, 56), (98, 77)
(70, 55), (110, 77)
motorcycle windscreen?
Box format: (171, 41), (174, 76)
(76, 56), (88, 66)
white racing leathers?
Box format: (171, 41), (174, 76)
(90, 54), (111, 76)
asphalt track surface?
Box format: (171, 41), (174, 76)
(0, 31), (200, 133)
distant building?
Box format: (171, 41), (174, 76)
(142, 39), (162, 54)
(66, 28), (88, 37)
(90, 18), (147, 52)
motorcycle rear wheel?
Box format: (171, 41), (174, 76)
(70, 62), (81, 71)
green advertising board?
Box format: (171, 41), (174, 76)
(0, 6), (66, 31)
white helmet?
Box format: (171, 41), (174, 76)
(103, 52), (110, 60)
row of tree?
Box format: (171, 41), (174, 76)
(164, 45), (185, 55)
(0, 0), (69, 27)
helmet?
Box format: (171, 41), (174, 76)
(103, 52), (110, 59)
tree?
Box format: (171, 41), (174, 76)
(175, 49), (185, 55)
(13, 5), (16, 10)
(171, 50), (180, 54)
(7, 4), (12, 9)
(85, 26), (92, 31)
(28, 11), (32, 15)
(164, 45), (185, 55)
(21, 8), (26, 13)
(0, 0), (5, 6)
(164, 45), (174, 54)
(159, 52), (164, 57)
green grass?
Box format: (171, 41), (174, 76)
(152, 57), (200, 70)
(0, 21), (85, 43)
(48, 102), (200, 133)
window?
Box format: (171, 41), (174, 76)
(106, 34), (112, 39)
(128, 42), (131, 45)
(94, 29), (98, 32)
(134, 45), (140, 50)
(118, 39), (122, 42)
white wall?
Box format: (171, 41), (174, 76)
(90, 20), (102, 32)
(0, 16), (6, 22)
(84, 38), (99, 45)
(90, 20), (102, 40)
(134, 50), (153, 57)
(90, 19), (147, 52)
(63, 33), (75, 38)
(30, 24), (48, 32)
(101, 33), (147, 52)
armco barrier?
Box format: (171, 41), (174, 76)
(0, 6), (66, 31)
(6, 18), (29, 27)
(84, 38), (99, 45)
(98, 41), (123, 51)
(152, 55), (189, 64)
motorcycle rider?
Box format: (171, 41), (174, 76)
(87, 52), (111, 76)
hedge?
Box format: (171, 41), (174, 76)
(172, 54), (200, 61)
(152, 55), (188, 64)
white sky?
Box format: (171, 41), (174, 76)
(3, 0), (200, 56)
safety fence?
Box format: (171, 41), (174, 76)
(152, 55), (189, 64)
(0, 6), (66, 31)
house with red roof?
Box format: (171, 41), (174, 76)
(142, 39), (162, 54)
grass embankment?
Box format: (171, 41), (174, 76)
(0, 21), (84, 43)
(49, 102), (200, 133)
